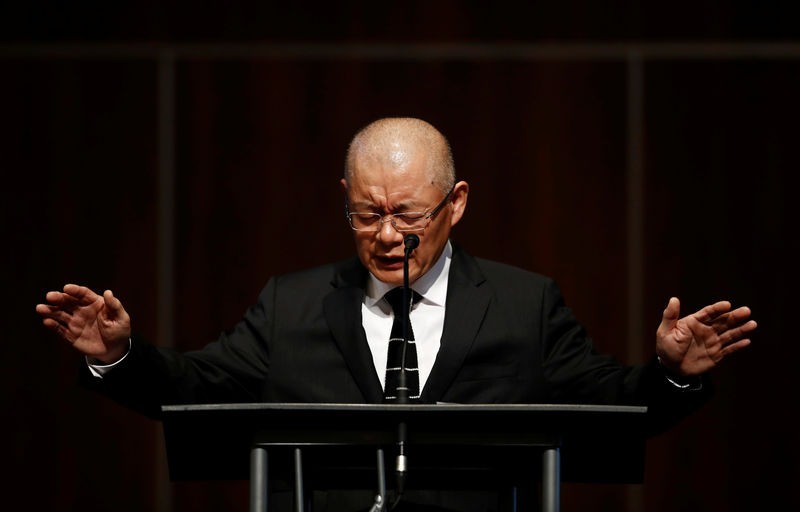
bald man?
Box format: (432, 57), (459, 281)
(37, 118), (755, 508)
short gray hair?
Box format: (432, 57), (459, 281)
(344, 117), (455, 194)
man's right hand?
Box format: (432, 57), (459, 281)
(36, 284), (132, 364)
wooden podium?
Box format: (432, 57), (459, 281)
(162, 403), (647, 512)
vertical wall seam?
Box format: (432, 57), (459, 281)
(156, 49), (176, 512)
(625, 49), (646, 512)
(626, 50), (645, 364)
(157, 50), (176, 351)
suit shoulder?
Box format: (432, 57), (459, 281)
(473, 256), (554, 288)
(258, 257), (363, 297)
(275, 259), (346, 282)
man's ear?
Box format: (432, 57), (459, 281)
(340, 178), (347, 194)
(449, 181), (469, 227)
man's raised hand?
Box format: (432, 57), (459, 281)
(656, 297), (756, 377)
(36, 284), (131, 364)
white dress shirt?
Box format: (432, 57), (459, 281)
(362, 241), (451, 393)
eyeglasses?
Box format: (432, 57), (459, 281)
(345, 183), (455, 232)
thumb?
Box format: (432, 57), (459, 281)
(660, 297), (681, 331)
(102, 290), (125, 318)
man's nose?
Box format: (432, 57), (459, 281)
(377, 217), (404, 244)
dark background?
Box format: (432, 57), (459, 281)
(2, 2), (797, 511)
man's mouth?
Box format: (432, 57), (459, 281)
(376, 255), (406, 269)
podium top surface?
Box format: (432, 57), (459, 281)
(162, 402), (646, 413)
(161, 402), (647, 442)
(161, 402), (647, 440)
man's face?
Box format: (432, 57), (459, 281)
(344, 152), (459, 286)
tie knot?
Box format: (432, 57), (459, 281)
(384, 287), (421, 316)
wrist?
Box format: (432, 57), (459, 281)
(657, 356), (703, 390)
(94, 338), (132, 365)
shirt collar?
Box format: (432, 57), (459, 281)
(366, 240), (452, 307)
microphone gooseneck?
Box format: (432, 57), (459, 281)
(393, 233), (420, 509)
(397, 234), (420, 404)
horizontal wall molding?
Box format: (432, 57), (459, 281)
(3, 42), (800, 61)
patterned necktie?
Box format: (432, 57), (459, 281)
(383, 287), (422, 402)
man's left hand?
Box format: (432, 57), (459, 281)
(656, 298), (756, 376)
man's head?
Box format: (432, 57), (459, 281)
(342, 118), (469, 286)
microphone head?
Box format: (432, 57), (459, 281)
(404, 234), (420, 251)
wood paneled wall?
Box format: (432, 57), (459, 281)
(2, 40), (797, 511)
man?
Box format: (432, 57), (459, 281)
(36, 118), (755, 508)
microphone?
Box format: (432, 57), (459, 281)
(403, 233), (420, 251)
(393, 233), (419, 507)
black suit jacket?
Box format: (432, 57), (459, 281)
(84, 244), (709, 435)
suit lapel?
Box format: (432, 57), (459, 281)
(421, 245), (491, 403)
(323, 259), (385, 403)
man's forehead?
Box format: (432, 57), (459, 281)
(349, 187), (432, 209)
(386, 142), (413, 167)
(346, 146), (441, 209)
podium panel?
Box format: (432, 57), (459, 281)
(162, 403), (647, 512)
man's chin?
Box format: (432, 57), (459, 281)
(371, 262), (425, 286)
(372, 268), (404, 286)
(367, 256), (427, 285)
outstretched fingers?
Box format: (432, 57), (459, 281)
(44, 290), (79, 310)
(705, 306), (754, 337)
(63, 283), (102, 305)
(722, 306), (753, 327)
(35, 303), (73, 325)
(41, 317), (74, 343)
(719, 319), (758, 345)
(685, 311), (756, 364)
(42, 285), (101, 313)
(692, 301), (733, 324)
(719, 338), (752, 358)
